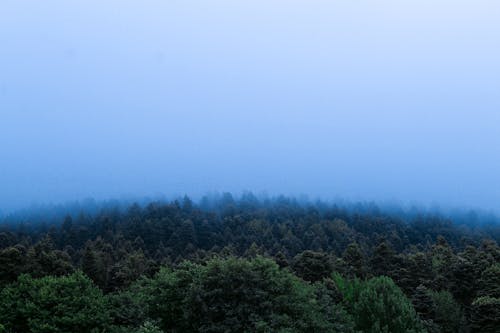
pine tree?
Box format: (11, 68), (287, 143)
(0, 272), (110, 333)
(292, 250), (333, 282)
(431, 290), (464, 333)
(412, 285), (435, 322)
(478, 264), (500, 298)
(274, 251), (289, 268)
(348, 276), (426, 333)
(470, 296), (500, 333)
(370, 241), (396, 277)
(81, 244), (107, 288)
(342, 242), (366, 278)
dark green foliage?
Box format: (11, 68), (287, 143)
(81, 237), (117, 291)
(141, 256), (348, 333)
(342, 242), (366, 278)
(314, 280), (356, 332)
(370, 241), (397, 278)
(412, 285), (435, 323)
(108, 249), (152, 290)
(0, 271), (110, 333)
(396, 252), (433, 294)
(274, 251), (289, 268)
(291, 250), (333, 282)
(470, 296), (500, 333)
(109, 321), (164, 333)
(430, 290), (465, 333)
(337, 275), (425, 333)
(0, 245), (27, 286)
(411, 286), (465, 333)
(22, 236), (74, 280)
(430, 237), (455, 291)
(136, 321), (164, 333)
(448, 256), (476, 305)
(107, 288), (149, 329)
(478, 264), (500, 298)
(0, 196), (499, 331)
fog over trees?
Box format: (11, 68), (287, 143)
(1, 1), (499, 332)
(0, 195), (498, 332)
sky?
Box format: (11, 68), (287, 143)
(1, 0), (500, 213)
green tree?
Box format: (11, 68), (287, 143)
(338, 276), (425, 333)
(412, 285), (438, 332)
(0, 271), (110, 333)
(109, 250), (151, 290)
(0, 245), (27, 286)
(292, 250), (333, 282)
(314, 280), (356, 332)
(470, 296), (500, 333)
(142, 256), (346, 332)
(81, 239), (113, 290)
(430, 290), (464, 333)
(477, 264), (500, 298)
(397, 252), (433, 293)
(370, 241), (397, 277)
(430, 236), (455, 291)
(107, 288), (149, 330)
(274, 251), (289, 268)
(137, 321), (163, 333)
(342, 242), (366, 278)
(25, 236), (74, 278)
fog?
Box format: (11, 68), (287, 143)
(1, 0), (499, 213)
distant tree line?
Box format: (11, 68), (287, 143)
(0, 194), (499, 332)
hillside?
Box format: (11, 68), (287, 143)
(0, 196), (499, 332)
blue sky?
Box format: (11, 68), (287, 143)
(1, 1), (499, 212)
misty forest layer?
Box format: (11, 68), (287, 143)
(0, 195), (499, 332)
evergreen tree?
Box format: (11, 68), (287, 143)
(137, 321), (164, 333)
(0, 271), (110, 333)
(291, 250), (333, 282)
(412, 285), (435, 323)
(341, 276), (425, 333)
(470, 296), (500, 333)
(342, 242), (366, 278)
(274, 250), (289, 268)
(142, 256), (348, 332)
(0, 246), (27, 286)
(478, 264), (500, 298)
(430, 290), (465, 333)
(370, 241), (397, 277)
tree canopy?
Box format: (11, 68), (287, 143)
(0, 195), (498, 332)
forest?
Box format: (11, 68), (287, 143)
(0, 194), (499, 333)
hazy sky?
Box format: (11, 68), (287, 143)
(1, 0), (499, 212)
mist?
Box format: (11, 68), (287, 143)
(1, 0), (500, 213)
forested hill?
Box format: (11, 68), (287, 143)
(0, 195), (499, 332)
